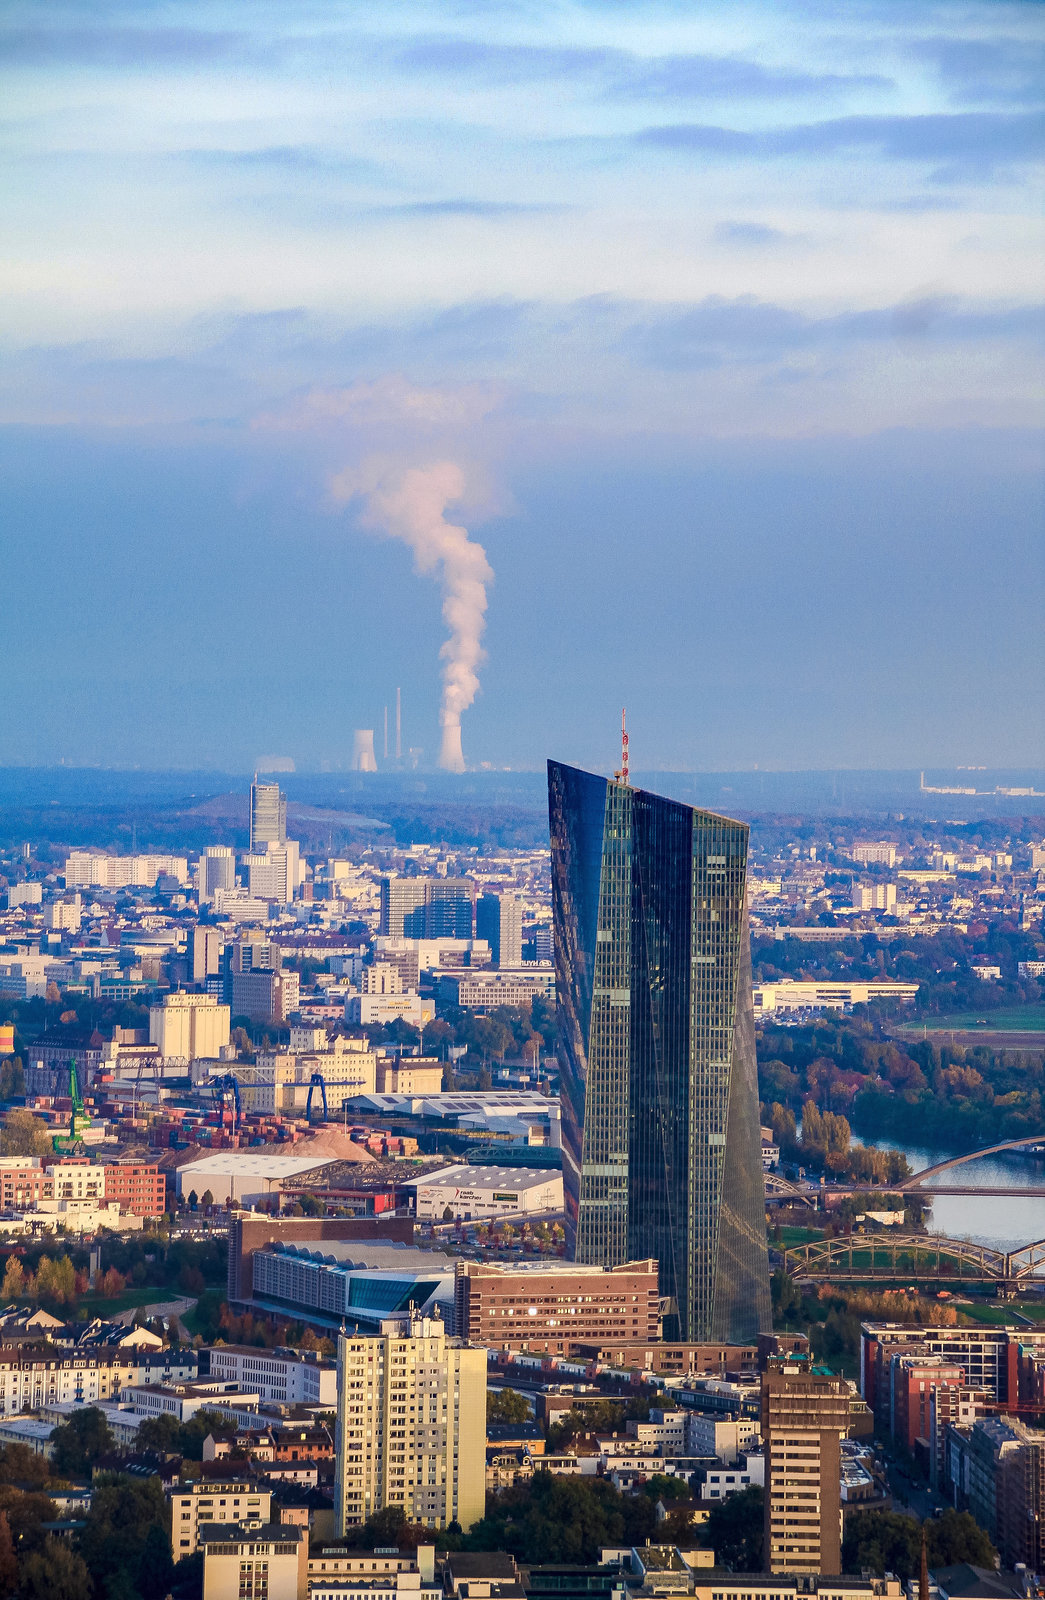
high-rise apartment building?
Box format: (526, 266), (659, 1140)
(476, 892), (524, 967)
(250, 780), (287, 852)
(196, 846), (236, 903)
(334, 1314), (485, 1535)
(379, 878), (474, 939)
(762, 1357), (851, 1576)
(548, 760), (770, 1343)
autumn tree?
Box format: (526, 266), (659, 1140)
(0, 1110), (53, 1158)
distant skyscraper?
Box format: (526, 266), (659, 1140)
(476, 892), (524, 967)
(548, 759), (770, 1343)
(379, 877), (474, 939)
(249, 780), (286, 852)
(196, 845), (235, 903)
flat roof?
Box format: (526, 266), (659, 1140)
(178, 1153), (338, 1178)
(402, 1165), (563, 1191)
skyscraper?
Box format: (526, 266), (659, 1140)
(548, 759), (770, 1343)
(379, 876), (474, 939)
(249, 779), (286, 852)
(476, 891), (524, 967)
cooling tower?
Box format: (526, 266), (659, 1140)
(438, 719), (466, 773)
(351, 729), (378, 772)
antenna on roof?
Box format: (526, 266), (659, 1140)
(613, 708), (629, 786)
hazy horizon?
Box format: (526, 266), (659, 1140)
(2, 0), (1042, 771)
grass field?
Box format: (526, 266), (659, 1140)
(911, 1005), (1045, 1032)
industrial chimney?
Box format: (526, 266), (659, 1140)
(438, 718), (465, 773)
(351, 730), (378, 772)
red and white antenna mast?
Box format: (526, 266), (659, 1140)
(614, 707), (629, 785)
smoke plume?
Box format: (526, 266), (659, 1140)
(333, 460), (492, 772)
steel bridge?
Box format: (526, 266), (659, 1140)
(783, 1232), (1045, 1284)
(763, 1131), (1045, 1205)
(899, 1135), (1045, 1189)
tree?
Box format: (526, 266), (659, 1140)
(0, 1258), (24, 1302)
(0, 1486), (58, 1556)
(135, 1413), (184, 1455)
(199, 1190), (214, 1211)
(487, 1388), (531, 1425)
(0, 1110), (53, 1158)
(0, 1059), (24, 1101)
(643, 1473), (688, 1502)
(842, 1509), (996, 1581)
(699, 1487), (764, 1571)
(0, 1511), (17, 1600)
(19, 1537), (91, 1600)
(0, 1441), (51, 1487)
(77, 1474), (170, 1599)
(34, 1255), (77, 1310)
(49, 1406), (114, 1476)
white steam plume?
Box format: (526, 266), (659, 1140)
(332, 460), (492, 773)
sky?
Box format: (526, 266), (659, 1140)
(1, 0), (1042, 774)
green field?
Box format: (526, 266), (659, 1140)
(910, 1005), (1045, 1033)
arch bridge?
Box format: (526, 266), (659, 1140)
(899, 1134), (1045, 1189)
(783, 1232), (1045, 1284)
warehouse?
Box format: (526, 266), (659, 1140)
(174, 1151), (338, 1207)
(403, 1164), (563, 1222)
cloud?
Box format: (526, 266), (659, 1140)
(636, 109), (1045, 174)
(912, 35), (1045, 108)
(255, 375), (503, 433)
(0, 23), (252, 67)
(605, 53), (889, 102)
(713, 221), (797, 246)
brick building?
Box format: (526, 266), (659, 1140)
(102, 1159), (166, 1217)
(453, 1259), (659, 1356)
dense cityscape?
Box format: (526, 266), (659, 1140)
(0, 764), (1039, 1600)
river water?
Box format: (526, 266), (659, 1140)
(862, 1138), (1045, 1253)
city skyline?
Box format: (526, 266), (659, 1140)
(1, 0), (1041, 773)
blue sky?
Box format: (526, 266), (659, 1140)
(1, 0), (1042, 773)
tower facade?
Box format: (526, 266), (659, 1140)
(548, 759), (770, 1343)
(250, 780), (286, 852)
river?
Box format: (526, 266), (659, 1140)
(862, 1138), (1045, 1253)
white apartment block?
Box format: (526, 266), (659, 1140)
(0, 1347), (195, 1415)
(335, 1316), (486, 1535)
(685, 1413), (761, 1464)
(850, 843), (898, 867)
(43, 896), (82, 932)
(170, 1480), (271, 1559)
(150, 991), (231, 1060)
(628, 1409), (688, 1454)
(851, 883), (897, 912)
(196, 847), (236, 902)
(205, 1346), (337, 1406)
(65, 852), (189, 888)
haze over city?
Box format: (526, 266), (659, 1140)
(2, 0), (1042, 773)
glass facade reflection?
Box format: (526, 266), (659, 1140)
(548, 760), (771, 1342)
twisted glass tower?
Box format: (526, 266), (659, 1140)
(548, 760), (771, 1343)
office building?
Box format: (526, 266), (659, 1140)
(453, 1259), (659, 1356)
(380, 877), (474, 939)
(202, 1345), (337, 1406)
(250, 780), (287, 852)
(196, 846), (236, 903)
(761, 1357), (851, 1576)
(548, 759), (770, 1343)
(200, 1524), (306, 1600)
(230, 967), (299, 1025)
(476, 892), (524, 967)
(405, 1164), (563, 1222)
(334, 1313), (486, 1533)
(752, 979), (918, 1016)
(149, 992), (231, 1060)
(189, 926), (224, 985)
(436, 968), (555, 1011)
(226, 1213), (415, 1310)
(850, 843), (898, 867)
(246, 840), (301, 905)
(171, 1480), (272, 1559)
(860, 1323), (1045, 1418)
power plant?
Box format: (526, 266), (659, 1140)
(438, 717), (466, 773)
(351, 729), (377, 772)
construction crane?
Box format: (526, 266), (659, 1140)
(213, 1073), (242, 1132)
(52, 1057), (89, 1154)
(305, 1072), (328, 1122)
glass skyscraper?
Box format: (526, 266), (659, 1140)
(548, 760), (771, 1343)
